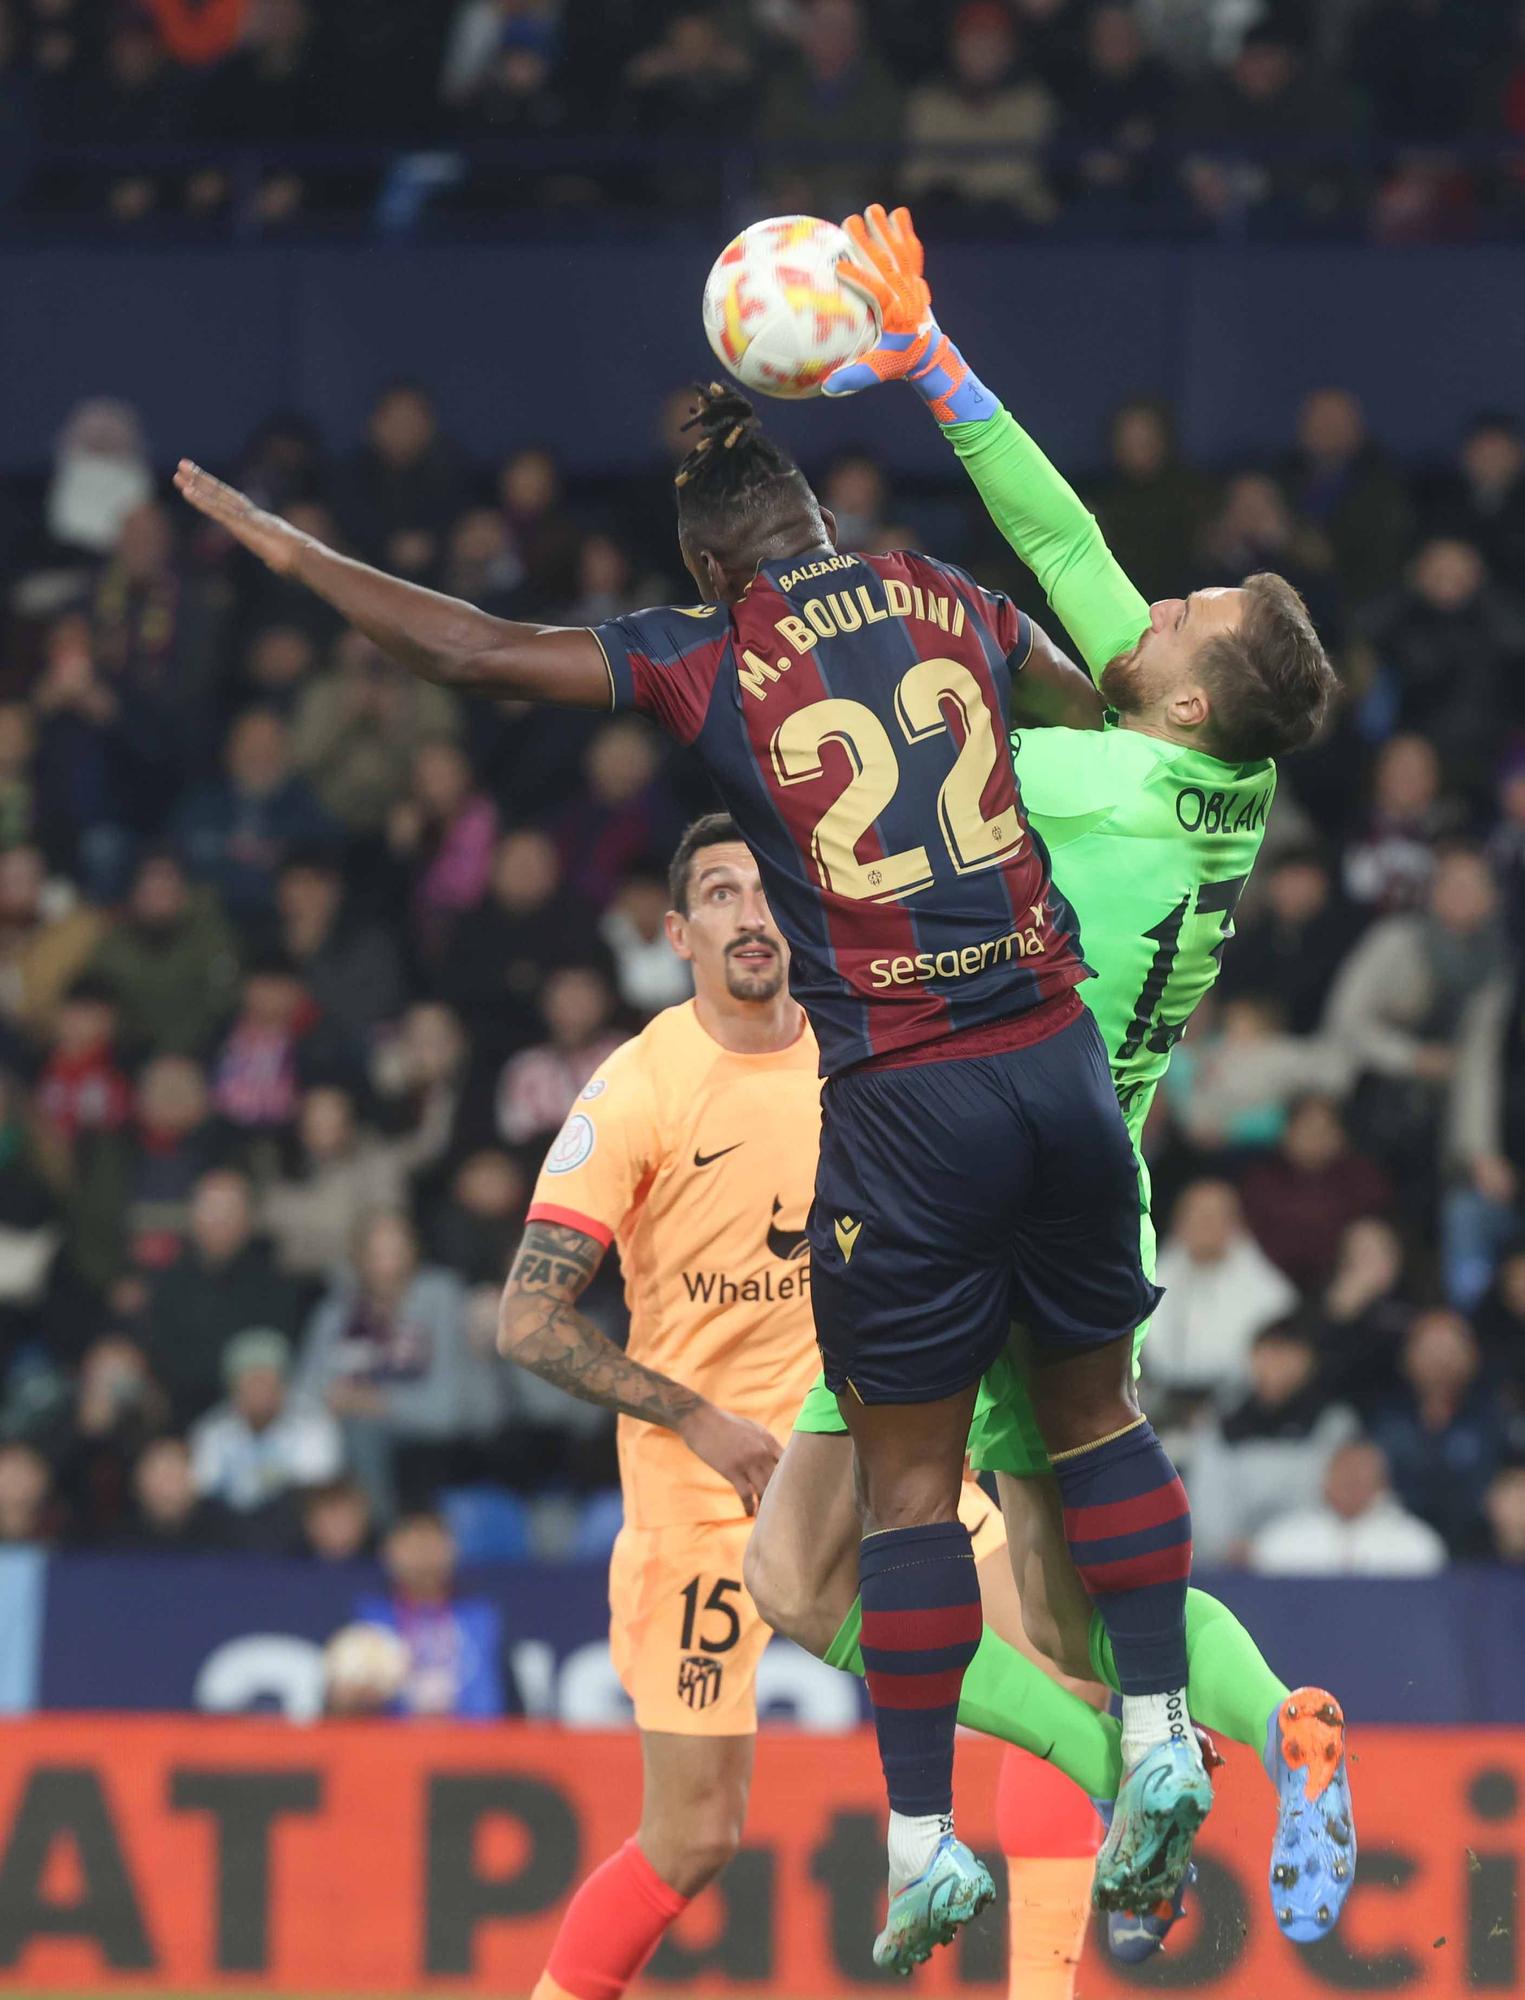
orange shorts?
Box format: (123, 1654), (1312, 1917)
(608, 1517), (770, 1736)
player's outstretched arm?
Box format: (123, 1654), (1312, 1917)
(824, 206), (1149, 684)
(173, 460), (612, 709)
(500, 1222), (781, 1513)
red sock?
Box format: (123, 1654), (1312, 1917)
(996, 1745), (1102, 1860)
(998, 1749), (1100, 2000)
(535, 1837), (690, 2000)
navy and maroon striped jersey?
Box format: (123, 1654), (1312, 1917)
(594, 548), (1089, 1074)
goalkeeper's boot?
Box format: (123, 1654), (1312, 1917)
(872, 1833), (995, 1976)
(1266, 1687), (1357, 1943)
(1093, 1736), (1213, 1914)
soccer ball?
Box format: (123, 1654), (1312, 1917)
(702, 215), (881, 401)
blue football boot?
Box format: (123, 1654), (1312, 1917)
(1265, 1687), (1357, 1943)
(873, 1833), (996, 1976)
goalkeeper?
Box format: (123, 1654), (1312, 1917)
(744, 204), (1356, 1949)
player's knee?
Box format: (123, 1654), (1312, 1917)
(646, 1799), (745, 1897)
(744, 1534), (830, 1654)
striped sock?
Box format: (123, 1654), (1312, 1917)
(859, 1520), (982, 1857)
(1052, 1419), (1191, 1698)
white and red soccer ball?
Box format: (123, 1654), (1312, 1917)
(702, 214), (881, 401)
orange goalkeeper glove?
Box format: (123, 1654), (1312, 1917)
(823, 203), (997, 425)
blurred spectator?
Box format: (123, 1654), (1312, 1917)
(117, 1433), (235, 1551)
(1305, 1215), (1413, 1416)
(91, 503), (211, 787)
(0, 702), (36, 851)
(1281, 388), (1414, 607)
(190, 1327), (343, 1525)
(1423, 414), (1525, 583)
(68, 12), (195, 219)
(1193, 473), (1336, 636)
(1090, 399), (1213, 606)
(291, 635), (461, 838)
(1484, 1465), (1525, 1564)
(335, 383), (470, 580)
(441, 0), (559, 107)
(1238, 1092), (1391, 1292)
(31, 614), (131, 883)
(43, 1335), (165, 1543)
(173, 708), (335, 921)
(763, 0), (903, 218)
(0, 845), (104, 1040)
(300, 1474), (375, 1561)
(273, 852), (405, 1050)
(34, 979), (131, 1153)
(600, 872), (692, 1015)
(1180, 26), (1365, 236)
(352, 1509), (508, 1715)
(1370, 1309), (1505, 1555)
(553, 720), (682, 907)
(441, 508), (524, 613)
(1185, 1321), (1359, 1564)
(0, 1072), (60, 1352)
(1219, 846), (1355, 1034)
(1446, 947), (1525, 1307)
(1144, 1178), (1299, 1400)
(87, 850), (240, 1059)
(389, 739), (498, 966)
(497, 447), (582, 611)
(903, 3), (1057, 225)
(65, 1051), (223, 1293)
(1327, 845), (1509, 1198)
(1363, 538), (1525, 802)
(1341, 734), (1459, 917)
(210, 956), (318, 1139)
(435, 827), (593, 1042)
(1248, 1439), (1448, 1576)
(1168, 992), (1346, 1151)
(44, 399), (153, 563)
(820, 452), (892, 554)
(1350, 0), (1492, 144)
(495, 963), (622, 1148)
(296, 1209), (489, 1518)
(1069, 3), (1175, 211)
(198, 0), (324, 144)
(142, 1168), (303, 1423)
(1473, 1244), (1525, 1403)
(371, 1001), (471, 1182)
(426, 1149), (527, 1286)
(263, 1085), (408, 1282)
(620, 11), (752, 205)
(0, 1440), (59, 1545)
(235, 624), (320, 719)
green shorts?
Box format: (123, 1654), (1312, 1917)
(791, 1138), (1156, 1480)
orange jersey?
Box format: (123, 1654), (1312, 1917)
(526, 1000), (822, 1528)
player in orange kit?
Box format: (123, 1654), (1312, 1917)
(499, 814), (821, 2000)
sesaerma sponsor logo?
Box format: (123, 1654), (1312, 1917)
(681, 1198), (811, 1305)
(868, 908), (1048, 988)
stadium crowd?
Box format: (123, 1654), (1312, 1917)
(0, 0), (1523, 238)
(0, 365), (1522, 1579)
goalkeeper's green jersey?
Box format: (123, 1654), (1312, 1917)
(942, 400), (1275, 1134)
(1018, 725), (1273, 1134)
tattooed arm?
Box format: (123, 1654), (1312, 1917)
(499, 1221), (782, 1512)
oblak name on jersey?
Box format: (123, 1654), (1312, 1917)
(594, 549), (1091, 1075)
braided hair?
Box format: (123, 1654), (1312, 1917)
(673, 383), (820, 566)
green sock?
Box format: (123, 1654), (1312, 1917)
(824, 1599), (1123, 1801)
(1087, 1588), (1289, 1756)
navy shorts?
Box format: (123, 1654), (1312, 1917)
(809, 1008), (1161, 1405)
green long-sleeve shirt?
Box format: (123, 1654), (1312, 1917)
(943, 403), (1273, 1138)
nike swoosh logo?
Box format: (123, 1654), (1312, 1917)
(693, 1143), (744, 1169)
